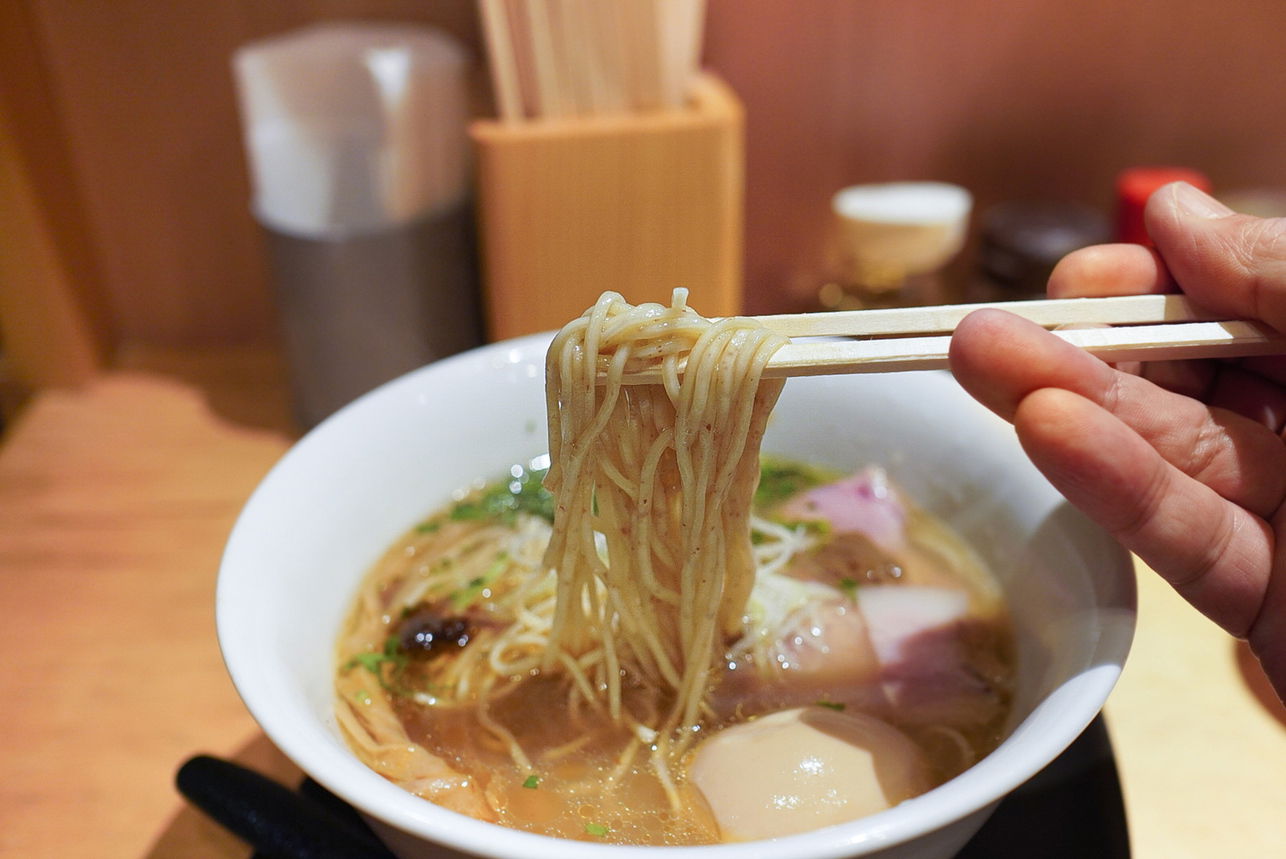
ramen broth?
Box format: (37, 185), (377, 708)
(335, 458), (1014, 845)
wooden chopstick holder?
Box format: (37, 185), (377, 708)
(471, 75), (744, 341)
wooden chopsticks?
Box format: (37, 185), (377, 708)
(764, 294), (1286, 378)
(754, 293), (1224, 338)
(616, 295), (1286, 383)
(479, 0), (707, 122)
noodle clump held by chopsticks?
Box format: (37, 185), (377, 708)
(541, 290), (787, 784)
(334, 289), (788, 816)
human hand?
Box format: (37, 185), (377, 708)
(949, 181), (1286, 702)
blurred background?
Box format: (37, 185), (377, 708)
(3, 0), (1286, 422)
(4, 3), (1286, 856)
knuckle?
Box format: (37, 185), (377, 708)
(1233, 216), (1286, 288)
(1115, 457), (1169, 542)
(1166, 510), (1237, 599)
(1185, 418), (1225, 482)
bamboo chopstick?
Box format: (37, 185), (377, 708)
(613, 295), (1286, 383)
(477, 0), (706, 121)
(479, 0), (523, 121)
(752, 294), (1223, 338)
(762, 319), (1286, 378)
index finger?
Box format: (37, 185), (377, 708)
(1047, 242), (1174, 298)
(1046, 242), (1200, 388)
(949, 309), (1286, 518)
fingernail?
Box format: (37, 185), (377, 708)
(1170, 181), (1232, 219)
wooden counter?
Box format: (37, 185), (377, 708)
(1, 365), (1282, 857)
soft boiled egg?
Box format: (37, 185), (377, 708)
(689, 706), (932, 841)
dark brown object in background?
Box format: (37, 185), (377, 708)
(975, 200), (1110, 301)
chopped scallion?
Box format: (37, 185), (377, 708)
(342, 635), (409, 694)
(449, 467), (554, 525)
(755, 458), (831, 508)
(449, 552), (510, 610)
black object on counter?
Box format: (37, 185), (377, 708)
(176, 754), (395, 858)
(958, 714), (1130, 858)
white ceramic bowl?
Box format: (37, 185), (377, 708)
(218, 332), (1135, 859)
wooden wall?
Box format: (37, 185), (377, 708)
(2, 0), (482, 353)
(706, 0), (1286, 313)
(5, 0), (1286, 372)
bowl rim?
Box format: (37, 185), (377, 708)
(217, 334), (1137, 858)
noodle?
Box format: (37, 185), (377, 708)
(540, 290), (787, 764)
(336, 290), (787, 810)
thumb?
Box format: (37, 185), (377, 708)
(1146, 181), (1286, 331)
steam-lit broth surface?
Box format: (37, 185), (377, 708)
(335, 458), (1014, 845)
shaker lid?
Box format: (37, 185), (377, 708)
(1115, 166), (1212, 245)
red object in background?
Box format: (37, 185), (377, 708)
(1115, 166), (1213, 245)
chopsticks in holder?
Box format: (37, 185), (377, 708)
(613, 295), (1286, 383)
(477, 0), (706, 121)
